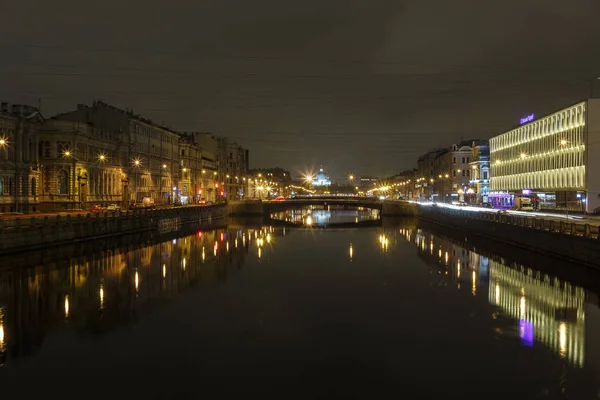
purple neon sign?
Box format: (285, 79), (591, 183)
(520, 114), (534, 124)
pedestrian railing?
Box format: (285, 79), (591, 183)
(422, 206), (600, 240)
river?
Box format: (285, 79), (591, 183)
(0, 207), (598, 399)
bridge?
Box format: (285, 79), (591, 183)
(264, 196), (383, 213)
(228, 197), (418, 217)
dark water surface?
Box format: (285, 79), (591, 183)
(0, 215), (599, 399)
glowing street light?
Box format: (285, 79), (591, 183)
(133, 159), (141, 166)
(520, 152), (527, 159)
(560, 139), (568, 146)
(162, 164), (167, 169)
(98, 153), (106, 162)
(348, 174), (355, 181)
(63, 150), (72, 158)
(0, 138), (7, 146)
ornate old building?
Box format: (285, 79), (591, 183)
(0, 103), (44, 213)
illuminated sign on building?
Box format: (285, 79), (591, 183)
(520, 114), (535, 125)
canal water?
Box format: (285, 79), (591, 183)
(0, 208), (599, 399)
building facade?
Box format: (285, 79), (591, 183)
(216, 137), (249, 202)
(0, 103), (44, 213)
(38, 119), (124, 211)
(489, 100), (600, 212)
(469, 140), (490, 204)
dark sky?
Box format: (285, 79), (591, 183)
(2, 0), (600, 180)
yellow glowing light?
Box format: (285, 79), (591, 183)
(134, 271), (139, 291)
(560, 139), (568, 146)
(235, 238), (238, 248)
(163, 264), (166, 278)
(348, 174), (354, 181)
(134, 159), (141, 166)
(214, 242), (218, 256)
(471, 271), (476, 295)
(267, 233), (271, 244)
(202, 246), (205, 261)
(162, 164), (167, 169)
(438, 249), (442, 258)
(520, 153), (527, 159)
(64, 295), (70, 317)
(495, 159), (501, 165)
(0, 138), (6, 146)
(520, 295), (526, 317)
(457, 260), (461, 278)
(63, 150), (72, 157)
(226, 241), (229, 252)
(0, 325), (3, 344)
(182, 257), (186, 270)
(444, 252), (449, 264)
(98, 154), (106, 161)
(444, 174), (449, 178)
(495, 283), (500, 305)
(306, 216), (313, 225)
(349, 244), (353, 259)
(202, 169), (206, 174)
(559, 323), (567, 354)
(258, 247), (262, 259)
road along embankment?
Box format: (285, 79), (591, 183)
(417, 205), (600, 269)
(0, 204), (227, 255)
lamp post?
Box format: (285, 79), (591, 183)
(133, 158), (141, 203)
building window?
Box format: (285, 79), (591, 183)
(453, 170), (456, 177)
(452, 157), (456, 164)
(32, 177), (37, 196)
(462, 170), (465, 176)
(483, 171), (488, 180)
(57, 170), (69, 194)
(0, 177), (3, 195)
(466, 170), (470, 177)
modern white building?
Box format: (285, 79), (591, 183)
(489, 99), (600, 213)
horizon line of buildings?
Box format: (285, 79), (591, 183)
(0, 100), (251, 212)
(380, 98), (600, 214)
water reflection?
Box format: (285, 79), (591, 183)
(0, 225), (286, 367)
(393, 226), (592, 369)
(271, 206), (379, 226)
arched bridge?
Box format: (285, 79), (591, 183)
(228, 197), (417, 217)
(263, 196), (383, 213)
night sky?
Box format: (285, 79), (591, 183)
(2, 0), (600, 180)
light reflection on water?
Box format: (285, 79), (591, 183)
(0, 218), (598, 397)
(396, 226), (590, 369)
(270, 206), (379, 226)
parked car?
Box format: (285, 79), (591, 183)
(106, 204), (121, 212)
(272, 196), (286, 202)
(90, 204), (105, 213)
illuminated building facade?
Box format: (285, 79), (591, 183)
(469, 140), (490, 204)
(311, 168), (331, 187)
(0, 103), (43, 213)
(489, 99), (600, 212)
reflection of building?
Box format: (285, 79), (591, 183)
(403, 226), (595, 370)
(311, 168), (331, 187)
(489, 262), (586, 367)
(0, 225), (269, 367)
(489, 100), (600, 212)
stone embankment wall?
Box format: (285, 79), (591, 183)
(417, 205), (600, 268)
(0, 204), (227, 254)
